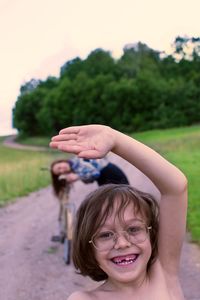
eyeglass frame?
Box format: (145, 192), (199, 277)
(89, 221), (152, 251)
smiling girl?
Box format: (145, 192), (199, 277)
(50, 124), (187, 300)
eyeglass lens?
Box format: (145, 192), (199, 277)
(92, 222), (150, 251)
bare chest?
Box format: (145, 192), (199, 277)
(94, 286), (183, 300)
(93, 271), (184, 300)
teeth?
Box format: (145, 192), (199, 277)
(112, 255), (138, 265)
(114, 259), (134, 265)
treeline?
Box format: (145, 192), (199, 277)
(13, 36), (200, 136)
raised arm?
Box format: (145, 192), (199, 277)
(50, 125), (188, 274)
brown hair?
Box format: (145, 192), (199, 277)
(50, 159), (71, 199)
(72, 184), (159, 281)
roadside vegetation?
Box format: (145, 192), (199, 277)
(1, 125), (200, 243)
(0, 140), (68, 206)
(134, 125), (200, 243)
(13, 36), (200, 138)
(15, 135), (51, 147)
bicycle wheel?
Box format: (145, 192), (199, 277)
(63, 238), (71, 264)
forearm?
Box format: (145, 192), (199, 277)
(110, 128), (187, 196)
(65, 173), (80, 183)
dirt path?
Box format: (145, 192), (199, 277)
(0, 154), (200, 300)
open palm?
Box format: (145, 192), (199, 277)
(50, 125), (114, 158)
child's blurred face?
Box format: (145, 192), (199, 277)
(52, 161), (71, 175)
(93, 200), (152, 285)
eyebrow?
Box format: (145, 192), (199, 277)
(99, 218), (145, 229)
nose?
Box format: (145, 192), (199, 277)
(113, 232), (131, 250)
(59, 166), (65, 174)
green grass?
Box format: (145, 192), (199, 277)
(133, 125), (200, 144)
(15, 135), (51, 147)
(133, 125), (200, 243)
(0, 138), (68, 206)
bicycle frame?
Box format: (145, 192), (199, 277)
(41, 166), (76, 264)
(58, 184), (76, 264)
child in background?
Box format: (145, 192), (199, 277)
(50, 124), (187, 300)
(50, 156), (128, 242)
(50, 156), (129, 197)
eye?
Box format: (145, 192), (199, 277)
(96, 231), (114, 240)
(127, 226), (143, 235)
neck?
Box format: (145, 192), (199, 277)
(104, 272), (149, 294)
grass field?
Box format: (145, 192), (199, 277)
(16, 135), (51, 147)
(1, 125), (200, 243)
(0, 140), (67, 206)
(134, 125), (200, 243)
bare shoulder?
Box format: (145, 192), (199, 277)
(67, 291), (91, 300)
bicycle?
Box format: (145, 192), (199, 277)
(41, 167), (76, 265)
(57, 176), (76, 265)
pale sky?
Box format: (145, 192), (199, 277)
(0, 0), (199, 136)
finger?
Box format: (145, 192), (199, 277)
(57, 143), (86, 154)
(51, 133), (78, 141)
(49, 141), (59, 148)
(59, 126), (80, 134)
(50, 139), (82, 149)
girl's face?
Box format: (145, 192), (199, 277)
(93, 200), (152, 286)
(52, 161), (71, 175)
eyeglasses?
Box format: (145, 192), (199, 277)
(89, 221), (152, 251)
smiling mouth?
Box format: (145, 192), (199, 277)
(111, 254), (139, 266)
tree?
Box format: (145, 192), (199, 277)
(20, 78), (41, 95)
(13, 90), (43, 135)
(60, 57), (83, 80)
(83, 48), (116, 77)
(117, 42), (160, 79)
(13, 77), (58, 135)
(12, 38), (200, 136)
(170, 36), (200, 61)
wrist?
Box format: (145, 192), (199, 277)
(105, 126), (117, 152)
(110, 128), (124, 153)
